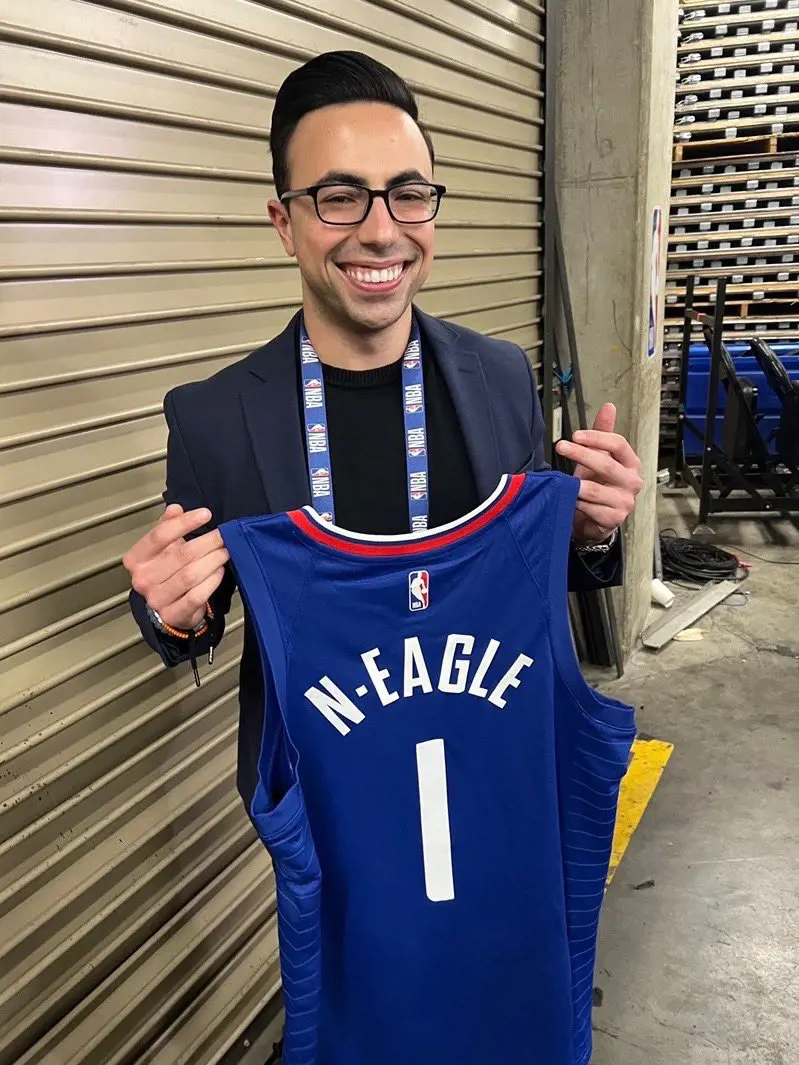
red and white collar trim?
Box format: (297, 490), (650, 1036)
(288, 474), (524, 558)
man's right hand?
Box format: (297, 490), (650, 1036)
(123, 503), (230, 632)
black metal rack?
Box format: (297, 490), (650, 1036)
(672, 274), (799, 523)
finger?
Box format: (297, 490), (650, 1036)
(591, 402), (616, 435)
(158, 566), (229, 630)
(566, 430), (640, 471)
(147, 547), (230, 613)
(557, 441), (641, 491)
(159, 503), (185, 522)
(574, 499), (628, 531)
(131, 531), (226, 599)
(575, 479), (631, 508)
(139, 507), (213, 562)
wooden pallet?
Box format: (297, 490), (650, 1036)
(674, 130), (799, 164)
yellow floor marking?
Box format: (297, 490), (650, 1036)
(607, 738), (674, 884)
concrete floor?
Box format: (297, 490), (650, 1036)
(590, 492), (799, 1064)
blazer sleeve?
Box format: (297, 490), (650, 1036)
(128, 388), (237, 667)
(521, 349), (623, 592)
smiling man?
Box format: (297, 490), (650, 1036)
(124, 52), (642, 1033)
(125, 44), (642, 815)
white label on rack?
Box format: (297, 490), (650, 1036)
(792, 215), (799, 225)
(772, 123), (785, 134)
(784, 44), (796, 54)
(789, 235), (799, 244)
(719, 223), (730, 232)
(767, 182), (779, 190)
(720, 242), (731, 250)
(758, 42), (771, 54)
(732, 274), (744, 284)
(768, 201), (780, 210)
(709, 108), (721, 120)
(779, 84), (791, 94)
(729, 110), (741, 119)
(746, 180), (759, 190)
(778, 272), (789, 281)
(776, 106), (789, 115)
(736, 256), (747, 263)
(725, 127), (738, 138)
(710, 88), (722, 99)
(784, 65), (796, 74)
(712, 47), (724, 57)
(714, 67), (727, 78)
(744, 219), (756, 228)
(676, 244), (687, 253)
(702, 182), (713, 193)
(745, 199), (757, 209)
(698, 240), (709, 249)
(767, 239), (777, 247)
(763, 20), (776, 32)
(761, 62), (773, 72)
(700, 221), (711, 231)
(701, 203), (713, 212)
(754, 104), (766, 115)
(742, 237), (753, 246)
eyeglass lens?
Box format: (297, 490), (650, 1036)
(316, 184), (439, 224)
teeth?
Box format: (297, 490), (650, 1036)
(347, 264), (403, 284)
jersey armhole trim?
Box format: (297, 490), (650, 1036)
(548, 483), (636, 736)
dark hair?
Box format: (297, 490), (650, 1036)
(269, 51), (435, 197)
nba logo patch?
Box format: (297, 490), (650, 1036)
(408, 570), (429, 612)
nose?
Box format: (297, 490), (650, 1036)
(357, 194), (400, 247)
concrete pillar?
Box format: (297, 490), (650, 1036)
(555, 0), (679, 658)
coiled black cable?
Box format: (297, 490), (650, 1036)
(659, 533), (743, 584)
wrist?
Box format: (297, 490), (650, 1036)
(146, 602), (214, 640)
(574, 527), (618, 553)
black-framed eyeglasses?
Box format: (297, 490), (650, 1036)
(279, 182), (447, 225)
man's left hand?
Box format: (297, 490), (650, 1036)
(555, 403), (644, 545)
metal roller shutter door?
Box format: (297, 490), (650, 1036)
(0, 1), (544, 1060)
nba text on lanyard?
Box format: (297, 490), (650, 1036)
(300, 320), (430, 531)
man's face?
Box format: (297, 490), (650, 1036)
(269, 101), (437, 335)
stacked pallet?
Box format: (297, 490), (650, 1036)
(661, 0), (799, 452)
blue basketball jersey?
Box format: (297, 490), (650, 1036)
(220, 471), (636, 1065)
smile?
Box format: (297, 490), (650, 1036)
(337, 262), (409, 291)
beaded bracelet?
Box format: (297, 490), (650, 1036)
(153, 601), (215, 641)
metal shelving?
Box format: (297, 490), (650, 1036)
(661, 0), (799, 451)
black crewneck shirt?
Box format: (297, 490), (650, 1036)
(302, 353), (479, 535)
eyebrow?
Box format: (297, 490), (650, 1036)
(314, 169), (430, 187)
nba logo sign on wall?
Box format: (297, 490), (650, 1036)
(408, 570), (429, 612)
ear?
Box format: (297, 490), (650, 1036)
(268, 198), (296, 257)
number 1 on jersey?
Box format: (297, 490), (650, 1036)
(416, 739), (455, 902)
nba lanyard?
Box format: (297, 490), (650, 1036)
(299, 318), (429, 532)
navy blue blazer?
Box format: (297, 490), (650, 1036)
(129, 307), (622, 808)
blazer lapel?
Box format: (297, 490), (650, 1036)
(416, 309), (503, 502)
(240, 312), (311, 514)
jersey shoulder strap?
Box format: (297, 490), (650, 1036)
(504, 470), (580, 604)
